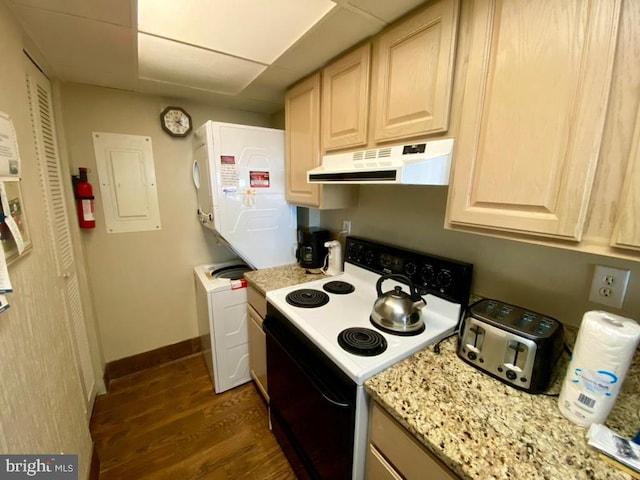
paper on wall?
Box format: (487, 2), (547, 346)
(0, 182), (24, 254)
(0, 112), (21, 180)
(0, 235), (12, 293)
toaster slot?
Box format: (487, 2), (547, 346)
(461, 320), (485, 354)
(504, 340), (528, 373)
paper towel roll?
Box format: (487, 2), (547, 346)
(559, 310), (640, 427)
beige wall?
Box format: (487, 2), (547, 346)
(59, 84), (273, 362)
(0, 3), (92, 476)
(321, 186), (640, 328)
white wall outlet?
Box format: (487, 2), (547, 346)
(588, 265), (630, 309)
(342, 220), (351, 235)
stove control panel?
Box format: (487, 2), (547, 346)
(344, 236), (473, 307)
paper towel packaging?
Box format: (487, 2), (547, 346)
(558, 311), (640, 427)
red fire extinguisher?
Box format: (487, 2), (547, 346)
(74, 167), (95, 229)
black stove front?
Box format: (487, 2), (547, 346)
(264, 304), (356, 480)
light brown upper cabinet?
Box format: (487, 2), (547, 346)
(285, 73), (358, 209)
(321, 43), (371, 151)
(446, 0), (621, 241)
(371, 0), (459, 144)
(611, 104), (640, 251)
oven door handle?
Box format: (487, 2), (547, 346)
(266, 324), (350, 409)
(310, 380), (350, 408)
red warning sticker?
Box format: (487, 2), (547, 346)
(221, 155), (235, 164)
(250, 171), (270, 188)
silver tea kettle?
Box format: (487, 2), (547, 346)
(371, 274), (426, 334)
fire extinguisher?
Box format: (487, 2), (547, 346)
(74, 167), (95, 229)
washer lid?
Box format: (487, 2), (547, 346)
(210, 264), (252, 280)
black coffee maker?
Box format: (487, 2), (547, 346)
(296, 227), (330, 269)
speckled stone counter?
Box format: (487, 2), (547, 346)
(365, 337), (640, 480)
(244, 263), (326, 295)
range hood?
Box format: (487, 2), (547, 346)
(307, 138), (454, 185)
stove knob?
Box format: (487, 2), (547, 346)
(420, 265), (435, 284)
(436, 270), (452, 289)
(364, 250), (375, 265)
(405, 262), (417, 276)
(346, 243), (357, 260)
(506, 370), (517, 381)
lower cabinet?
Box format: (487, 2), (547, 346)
(247, 286), (268, 401)
(367, 403), (459, 480)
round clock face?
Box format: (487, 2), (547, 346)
(160, 106), (192, 137)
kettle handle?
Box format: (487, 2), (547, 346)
(376, 274), (422, 301)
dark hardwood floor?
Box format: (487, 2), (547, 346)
(90, 354), (296, 479)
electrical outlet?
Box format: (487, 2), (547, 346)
(342, 220), (351, 235)
(588, 265), (630, 309)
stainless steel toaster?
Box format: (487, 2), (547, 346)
(457, 299), (564, 393)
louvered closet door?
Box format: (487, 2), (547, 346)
(25, 58), (97, 412)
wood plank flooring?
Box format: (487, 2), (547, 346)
(90, 354), (296, 479)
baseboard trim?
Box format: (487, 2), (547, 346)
(89, 443), (100, 480)
(103, 337), (202, 389)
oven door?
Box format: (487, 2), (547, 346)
(265, 305), (356, 480)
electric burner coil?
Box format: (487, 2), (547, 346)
(338, 328), (387, 356)
(322, 281), (355, 295)
(285, 289), (330, 308)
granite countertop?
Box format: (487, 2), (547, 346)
(244, 263), (326, 295)
(365, 336), (640, 480)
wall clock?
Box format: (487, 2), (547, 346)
(160, 106), (192, 137)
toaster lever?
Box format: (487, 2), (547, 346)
(507, 340), (527, 370)
(469, 324), (484, 349)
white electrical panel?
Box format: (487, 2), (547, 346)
(92, 132), (161, 233)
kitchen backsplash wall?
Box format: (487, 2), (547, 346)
(58, 84), (273, 362)
(320, 185), (640, 328)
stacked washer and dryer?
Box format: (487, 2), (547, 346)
(192, 122), (297, 393)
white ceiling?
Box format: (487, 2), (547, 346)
(6, 0), (427, 114)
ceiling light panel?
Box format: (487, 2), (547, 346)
(138, 0), (336, 64)
(138, 33), (266, 95)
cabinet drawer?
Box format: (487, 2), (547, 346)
(247, 285), (267, 319)
(248, 304), (268, 401)
(369, 403), (458, 480)
(367, 444), (402, 480)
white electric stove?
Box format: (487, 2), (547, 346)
(267, 263), (464, 385)
(264, 236), (473, 480)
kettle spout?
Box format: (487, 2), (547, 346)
(413, 298), (427, 310)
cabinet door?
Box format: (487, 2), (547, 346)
(446, 0), (621, 241)
(285, 73), (322, 207)
(368, 403), (459, 480)
(322, 43), (371, 151)
(611, 105), (640, 250)
(285, 74), (359, 209)
(372, 0), (459, 143)
(248, 304), (268, 401)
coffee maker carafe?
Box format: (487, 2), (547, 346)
(296, 227), (330, 269)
